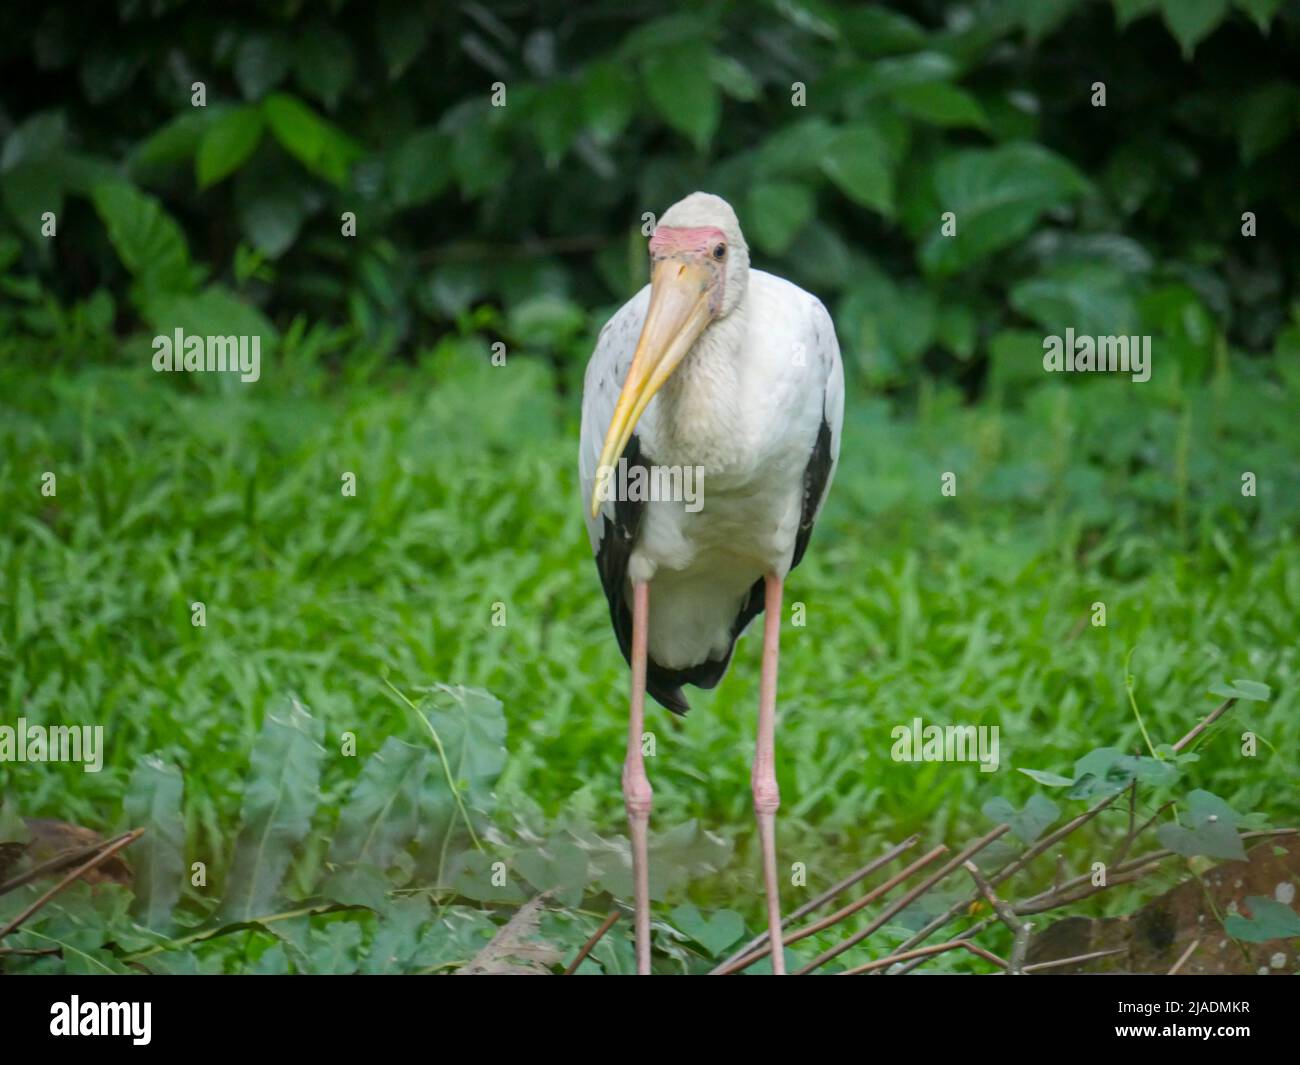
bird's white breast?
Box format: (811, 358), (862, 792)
(625, 272), (836, 666)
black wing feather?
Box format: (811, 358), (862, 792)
(593, 436), (694, 714)
(791, 417), (835, 570)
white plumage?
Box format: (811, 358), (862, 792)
(579, 194), (843, 687)
(577, 191), (844, 975)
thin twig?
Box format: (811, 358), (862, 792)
(564, 910), (619, 975)
(1015, 868), (1150, 916)
(878, 802), (1111, 972)
(1022, 948), (1127, 973)
(0, 833), (129, 897)
(882, 701), (1247, 971)
(1016, 827), (1300, 916)
(710, 833), (920, 975)
(797, 824), (1011, 975)
(716, 844), (948, 975)
(1168, 938), (1200, 975)
(1172, 698), (1236, 753)
(1111, 799), (1175, 866)
(0, 829), (144, 941)
(964, 861), (1031, 973)
(837, 932), (1008, 975)
(1113, 781), (1138, 864)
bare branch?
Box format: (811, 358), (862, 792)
(882, 699), (1250, 970)
(1168, 938), (1200, 975)
(964, 861), (1031, 973)
(1172, 698), (1236, 753)
(564, 910), (619, 975)
(1022, 948), (1126, 973)
(797, 824), (1010, 975)
(710, 833), (920, 975)
(715, 843), (948, 975)
(838, 930), (1008, 975)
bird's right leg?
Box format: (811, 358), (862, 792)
(624, 580), (653, 975)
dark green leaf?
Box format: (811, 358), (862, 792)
(1, 112), (66, 171)
(196, 106), (264, 188)
(892, 82), (988, 129)
(235, 32), (292, 100)
(920, 143), (1089, 276)
(583, 61), (638, 144)
(263, 93), (362, 186)
(1160, 0), (1229, 57)
(821, 125), (894, 216)
(329, 737), (427, 869)
(362, 895), (431, 974)
(294, 25), (355, 110)
(670, 903), (745, 956)
(91, 182), (193, 295)
(642, 43), (720, 151)
(123, 756), (185, 930)
(982, 793), (1060, 843)
(747, 181), (815, 255)
(376, 2), (429, 80)
(1223, 896), (1300, 942)
(1235, 0), (1284, 32)
(218, 698), (324, 922)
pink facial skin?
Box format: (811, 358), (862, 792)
(649, 225), (729, 314)
(648, 225), (728, 258)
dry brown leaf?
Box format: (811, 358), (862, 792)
(457, 894), (563, 975)
(0, 818), (133, 890)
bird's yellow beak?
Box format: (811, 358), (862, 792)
(590, 258), (714, 517)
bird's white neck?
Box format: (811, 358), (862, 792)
(651, 295), (750, 473)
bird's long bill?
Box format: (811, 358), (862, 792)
(589, 259), (713, 517)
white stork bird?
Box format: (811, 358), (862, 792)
(579, 192), (844, 974)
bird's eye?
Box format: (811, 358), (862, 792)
(712, 243), (726, 260)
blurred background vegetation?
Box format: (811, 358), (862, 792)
(4, 0), (1300, 389)
(1, 0), (1298, 973)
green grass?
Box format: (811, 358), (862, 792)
(2, 341), (1297, 946)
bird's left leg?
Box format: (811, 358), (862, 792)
(753, 573), (786, 974)
(624, 580), (653, 975)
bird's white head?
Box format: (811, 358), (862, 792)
(589, 192), (749, 516)
(655, 191), (750, 316)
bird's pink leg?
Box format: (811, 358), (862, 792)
(754, 573), (786, 974)
(624, 580), (653, 974)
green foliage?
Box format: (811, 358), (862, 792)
(3, 0), (1299, 975)
(1223, 897), (1300, 942)
(123, 756), (186, 930)
(981, 794), (1059, 844)
(0, 695), (747, 974)
(2, 679), (1289, 973)
(2, 337), (1296, 972)
(1, 0), (1298, 376)
(1155, 789), (1248, 860)
(218, 698), (325, 922)
(1209, 678), (1272, 701)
